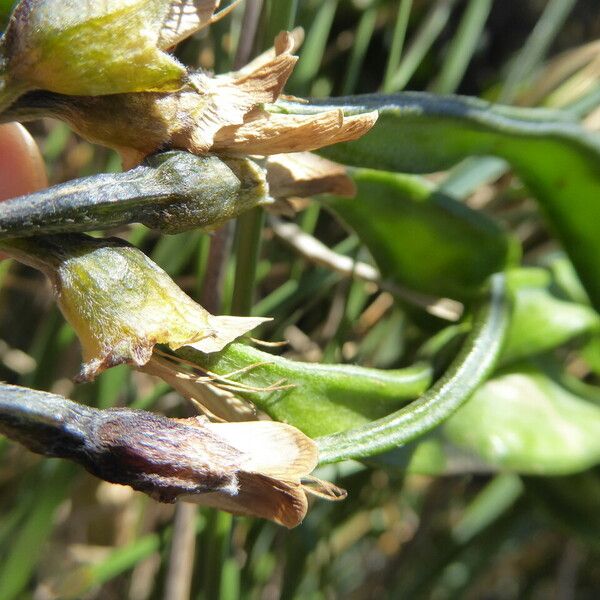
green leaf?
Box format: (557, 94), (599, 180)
(444, 365), (600, 475)
(323, 169), (517, 300)
(176, 343), (433, 438)
(279, 93), (600, 311)
(501, 268), (600, 363)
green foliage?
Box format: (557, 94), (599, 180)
(325, 169), (516, 300)
(178, 342), (432, 437)
(445, 365), (600, 474)
(285, 93), (600, 310)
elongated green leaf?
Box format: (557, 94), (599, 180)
(288, 0), (338, 95)
(384, 0), (456, 93)
(444, 365), (600, 474)
(451, 474), (523, 543)
(279, 93), (600, 311)
(176, 343), (432, 438)
(324, 169), (516, 300)
(182, 275), (507, 462)
(431, 0), (493, 94)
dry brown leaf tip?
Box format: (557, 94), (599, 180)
(179, 419), (346, 527)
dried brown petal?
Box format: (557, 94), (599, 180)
(184, 32), (298, 152)
(233, 29), (305, 79)
(0, 384), (346, 528)
(212, 108), (379, 155)
(266, 152), (356, 198)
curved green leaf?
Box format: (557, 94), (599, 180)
(324, 169), (517, 300)
(175, 345), (433, 438)
(444, 365), (600, 474)
(501, 268), (600, 363)
(315, 273), (510, 463)
(279, 93), (600, 311)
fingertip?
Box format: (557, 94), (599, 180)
(0, 122), (48, 201)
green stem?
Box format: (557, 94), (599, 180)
(385, 0), (456, 93)
(231, 207), (265, 315)
(265, 0), (298, 42)
(316, 273), (510, 463)
(382, 0), (413, 92)
(230, 0), (275, 318)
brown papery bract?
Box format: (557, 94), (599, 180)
(0, 384), (346, 528)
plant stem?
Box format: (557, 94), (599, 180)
(230, 0), (269, 318)
(231, 208), (265, 316)
(382, 0), (413, 92)
(164, 503), (199, 600)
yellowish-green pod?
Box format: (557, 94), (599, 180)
(0, 234), (268, 381)
(0, 0), (219, 109)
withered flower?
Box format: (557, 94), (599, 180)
(0, 0), (364, 526)
(1, 2), (377, 170)
(1, 234), (268, 381)
(0, 383), (346, 527)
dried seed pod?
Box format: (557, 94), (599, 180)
(1, 29), (376, 168)
(0, 151), (272, 238)
(0, 383), (346, 527)
(0, 0), (221, 108)
(1, 234), (269, 381)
